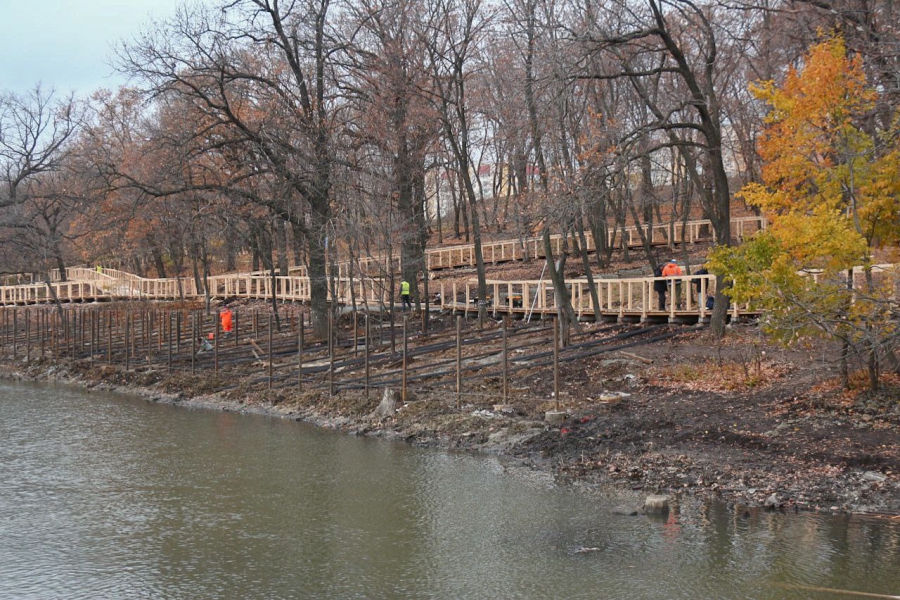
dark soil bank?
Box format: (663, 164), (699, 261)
(3, 322), (898, 515)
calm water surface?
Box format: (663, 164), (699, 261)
(1, 380), (898, 599)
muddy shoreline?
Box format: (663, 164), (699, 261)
(2, 324), (899, 517)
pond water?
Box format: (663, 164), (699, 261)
(1, 380), (898, 599)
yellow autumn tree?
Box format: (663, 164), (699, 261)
(710, 35), (900, 390)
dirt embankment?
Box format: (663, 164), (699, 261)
(2, 322), (899, 515)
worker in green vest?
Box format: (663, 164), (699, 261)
(400, 279), (412, 312)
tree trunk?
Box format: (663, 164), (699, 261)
(543, 230), (582, 344)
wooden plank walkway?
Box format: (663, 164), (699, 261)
(0, 214), (774, 323)
(435, 274), (754, 323)
(0, 266), (763, 323)
(283, 215), (768, 277)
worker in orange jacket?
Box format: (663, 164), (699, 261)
(220, 307), (233, 334)
(661, 259), (683, 309)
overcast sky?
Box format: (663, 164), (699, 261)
(0, 0), (189, 97)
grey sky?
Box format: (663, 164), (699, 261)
(0, 0), (187, 97)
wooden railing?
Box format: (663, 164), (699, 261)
(284, 215), (768, 276)
(0, 280), (112, 305)
(425, 216), (766, 270)
(436, 273), (753, 321)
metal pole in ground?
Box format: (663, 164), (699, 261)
(456, 315), (462, 410)
(502, 317), (508, 403)
(364, 314), (370, 399)
(63, 309), (69, 359)
(191, 313), (196, 375)
(125, 312), (131, 371)
(12, 308), (17, 359)
(107, 312), (112, 365)
(214, 308), (220, 375)
(353, 310), (358, 357)
(553, 317), (560, 411)
(25, 308), (30, 362)
(91, 309), (100, 367)
(40, 309), (45, 358)
(297, 315), (303, 392)
(328, 310), (334, 397)
(402, 315), (408, 403)
(234, 310), (240, 348)
(268, 313), (273, 390)
(89, 311), (94, 367)
(167, 312), (172, 373)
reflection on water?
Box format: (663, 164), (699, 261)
(1, 380), (898, 599)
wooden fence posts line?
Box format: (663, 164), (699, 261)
(0, 305), (571, 410)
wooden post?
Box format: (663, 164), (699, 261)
(402, 315), (408, 403)
(107, 312), (113, 365)
(456, 315), (462, 409)
(353, 310), (358, 357)
(502, 317), (508, 403)
(234, 310), (240, 347)
(176, 311), (182, 354)
(268, 313), (273, 390)
(553, 318), (560, 411)
(40, 309), (45, 358)
(12, 308), (17, 358)
(25, 308), (31, 362)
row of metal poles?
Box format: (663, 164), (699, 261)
(0, 306), (563, 410)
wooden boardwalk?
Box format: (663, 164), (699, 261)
(435, 274), (754, 323)
(284, 215), (767, 277)
(425, 215), (765, 271)
(0, 214), (771, 323)
(0, 266), (764, 324)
